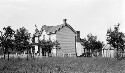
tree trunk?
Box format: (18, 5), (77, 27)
(47, 52), (49, 57)
(8, 52), (9, 60)
(4, 52), (5, 59)
(117, 46), (119, 60)
(32, 52), (35, 60)
(4, 48), (5, 59)
(27, 54), (28, 60)
(4, 54), (5, 59)
(117, 48), (122, 60)
(27, 50), (28, 60)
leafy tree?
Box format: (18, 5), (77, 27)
(14, 27), (31, 60)
(39, 40), (60, 57)
(82, 33), (104, 57)
(0, 31), (4, 55)
(0, 26), (15, 60)
(106, 23), (125, 59)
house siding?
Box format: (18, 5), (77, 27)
(56, 26), (76, 56)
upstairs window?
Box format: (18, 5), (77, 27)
(35, 37), (38, 43)
(43, 35), (45, 40)
(49, 35), (51, 40)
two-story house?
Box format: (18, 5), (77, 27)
(31, 19), (84, 57)
(40, 19), (77, 57)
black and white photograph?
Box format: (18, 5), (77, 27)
(0, 0), (125, 73)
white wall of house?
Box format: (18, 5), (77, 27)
(102, 49), (117, 58)
(81, 46), (84, 54)
(52, 47), (57, 56)
(40, 30), (49, 40)
(110, 50), (114, 57)
(35, 46), (38, 53)
(50, 34), (56, 42)
(102, 50), (106, 57)
(35, 37), (39, 43)
(39, 30), (56, 42)
(102, 50), (110, 57)
(76, 42), (84, 56)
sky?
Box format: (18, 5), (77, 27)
(0, 0), (124, 44)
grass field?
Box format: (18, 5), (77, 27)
(0, 57), (125, 73)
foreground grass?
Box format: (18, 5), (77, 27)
(0, 57), (125, 73)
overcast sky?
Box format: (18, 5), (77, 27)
(0, 0), (124, 44)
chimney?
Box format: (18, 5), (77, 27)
(63, 19), (67, 24)
(76, 31), (80, 42)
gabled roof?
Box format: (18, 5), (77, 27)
(42, 21), (76, 35)
(42, 25), (53, 33)
(102, 44), (114, 50)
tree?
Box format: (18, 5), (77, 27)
(14, 27), (31, 60)
(39, 40), (60, 57)
(0, 26), (15, 60)
(106, 23), (125, 59)
(0, 31), (4, 56)
(82, 33), (104, 57)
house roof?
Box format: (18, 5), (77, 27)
(33, 19), (76, 37)
(102, 44), (114, 50)
(42, 21), (76, 34)
(42, 25), (53, 33)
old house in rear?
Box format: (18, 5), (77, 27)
(102, 44), (117, 58)
(40, 19), (77, 57)
(32, 19), (84, 57)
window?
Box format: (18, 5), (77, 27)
(35, 37), (38, 43)
(49, 35), (51, 40)
(43, 35), (45, 40)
